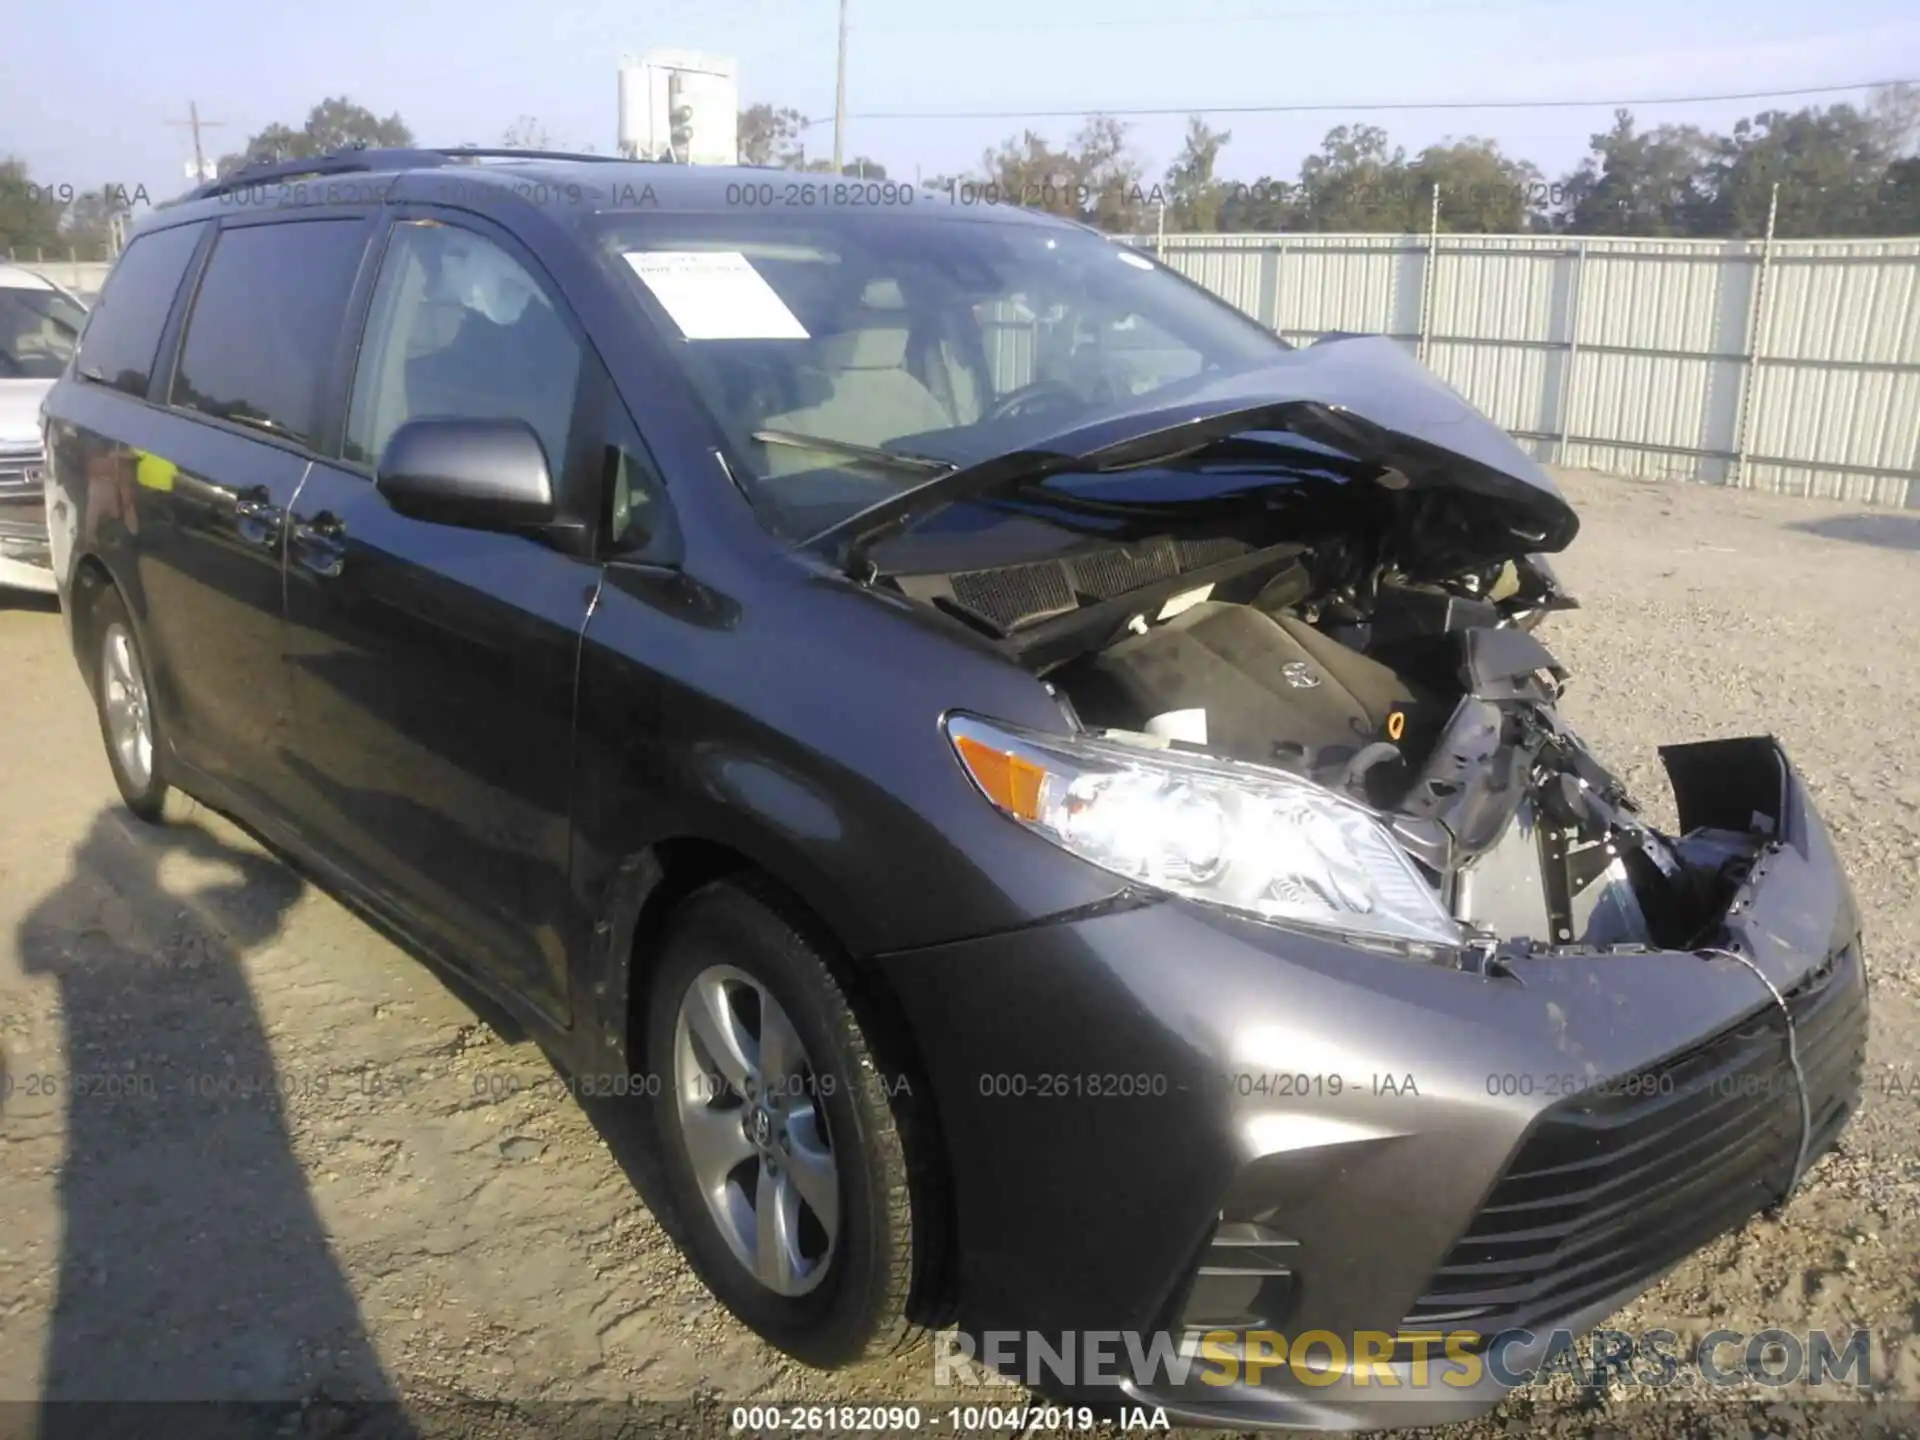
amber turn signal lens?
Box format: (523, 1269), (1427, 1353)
(953, 733), (1049, 822)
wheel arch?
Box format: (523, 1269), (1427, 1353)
(611, 833), (912, 1078)
(604, 833), (959, 1322)
(66, 552), (121, 693)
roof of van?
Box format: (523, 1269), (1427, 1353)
(145, 149), (1082, 236)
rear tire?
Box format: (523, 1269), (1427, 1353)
(87, 587), (195, 825)
(646, 877), (924, 1368)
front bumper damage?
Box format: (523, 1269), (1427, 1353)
(874, 738), (1866, 1430)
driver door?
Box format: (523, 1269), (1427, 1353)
(281, 213), (600, 1022)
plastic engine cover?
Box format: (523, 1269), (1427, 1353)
(1059, 602), (1434, 772)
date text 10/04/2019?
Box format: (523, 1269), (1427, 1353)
(727, 1405), (1168, 1433)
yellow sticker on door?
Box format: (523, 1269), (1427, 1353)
(134, 450), (177, 492)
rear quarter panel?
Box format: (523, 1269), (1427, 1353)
(42, 379), (168, 650)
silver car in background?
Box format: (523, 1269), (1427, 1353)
(0, 263), (87, 595)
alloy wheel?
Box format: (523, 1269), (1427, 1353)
(100, 621), (153, 793)
(671, 963), (839, 1297)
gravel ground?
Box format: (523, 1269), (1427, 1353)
(0, 468), (1915, 1440)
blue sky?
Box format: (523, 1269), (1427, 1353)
(5, 0), (1919, 208)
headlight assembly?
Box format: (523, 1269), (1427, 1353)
(946, 713), (1461, 948)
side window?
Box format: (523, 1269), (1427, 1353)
(74, 222), (205, 398)
(171, 220), (368, 447)
(345, 221), (583, 476)
(602, 435), (679, 563)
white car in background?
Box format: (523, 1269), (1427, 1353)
(0, 263), (87, 594)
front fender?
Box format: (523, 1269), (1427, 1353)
(562, 561), (1131, 1068)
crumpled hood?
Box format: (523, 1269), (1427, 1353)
(1031, 333), (1581, 565)
(813, 333), (1580, 575)
(1148, 334), (1575, 537)
(0, 380), (51, 452)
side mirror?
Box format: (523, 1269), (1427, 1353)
(375, 417), (556, 531)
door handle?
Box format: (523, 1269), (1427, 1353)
(290, 510), (347, 578)
(230, 485), (284, 549)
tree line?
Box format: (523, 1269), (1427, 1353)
(8, 87), (1919, 262)
(746, 86), (1920, 240)
(0, 99), (872, 259)
(1, 99), (418, 260)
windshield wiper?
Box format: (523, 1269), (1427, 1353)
(752, 429), (956, 478)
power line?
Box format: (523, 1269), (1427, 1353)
(858, 0), (1586, 34)
(796, 77), (1917, 125)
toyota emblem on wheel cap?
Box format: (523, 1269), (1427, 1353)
(1281, 660), (1321, 689)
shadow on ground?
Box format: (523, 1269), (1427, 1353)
(6, 808), (416, 1435)
(0, 590), (62, 615)
(1789, 512), (1920, 552)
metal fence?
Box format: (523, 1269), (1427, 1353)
(1130, 231), (1920, 509)
(13, 233), (1920, 506)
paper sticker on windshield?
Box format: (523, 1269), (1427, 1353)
(622, 251), (809, 340)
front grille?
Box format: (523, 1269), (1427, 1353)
(1175, 1221), (1301, 1333)
(0, 448), (43, 496)
(1403, 940), (1866, 1338)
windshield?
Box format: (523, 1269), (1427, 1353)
(595, 210), (1290, 539)
(0, 284), (86, 381)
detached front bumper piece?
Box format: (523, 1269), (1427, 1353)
(876, 738), (1866, 1430)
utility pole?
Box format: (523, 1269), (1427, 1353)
(1732, 180), (1781, 490)
(167, 101), (225, 183)
(832, 0), (848, 174)
(1418, 182), (1440, 364)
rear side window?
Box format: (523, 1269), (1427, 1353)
(75, 222), (205, 398)
(172, 220), (368, 448)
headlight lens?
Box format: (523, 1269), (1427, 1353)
(947, 713), (1460, 947)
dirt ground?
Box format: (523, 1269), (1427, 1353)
(1, 469), (1917, 1440)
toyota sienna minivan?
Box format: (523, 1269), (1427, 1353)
(40, 149), (1866, 1429)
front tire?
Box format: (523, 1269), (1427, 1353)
(646, 878), (923, 1368)
(88, 587), (194, 825)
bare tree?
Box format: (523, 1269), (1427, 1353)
(501, 116), (556, 151)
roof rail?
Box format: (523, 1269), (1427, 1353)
(179, 148), (456, 203)
(427, 147), (627, 165)
(177, 145), (629, 205)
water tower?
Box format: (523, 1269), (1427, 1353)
(617, 50), (740, 165)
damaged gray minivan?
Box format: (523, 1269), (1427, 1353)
(44, 156), (1868, 1431)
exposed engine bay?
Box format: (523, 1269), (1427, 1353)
(897, 523), (1774, 959)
